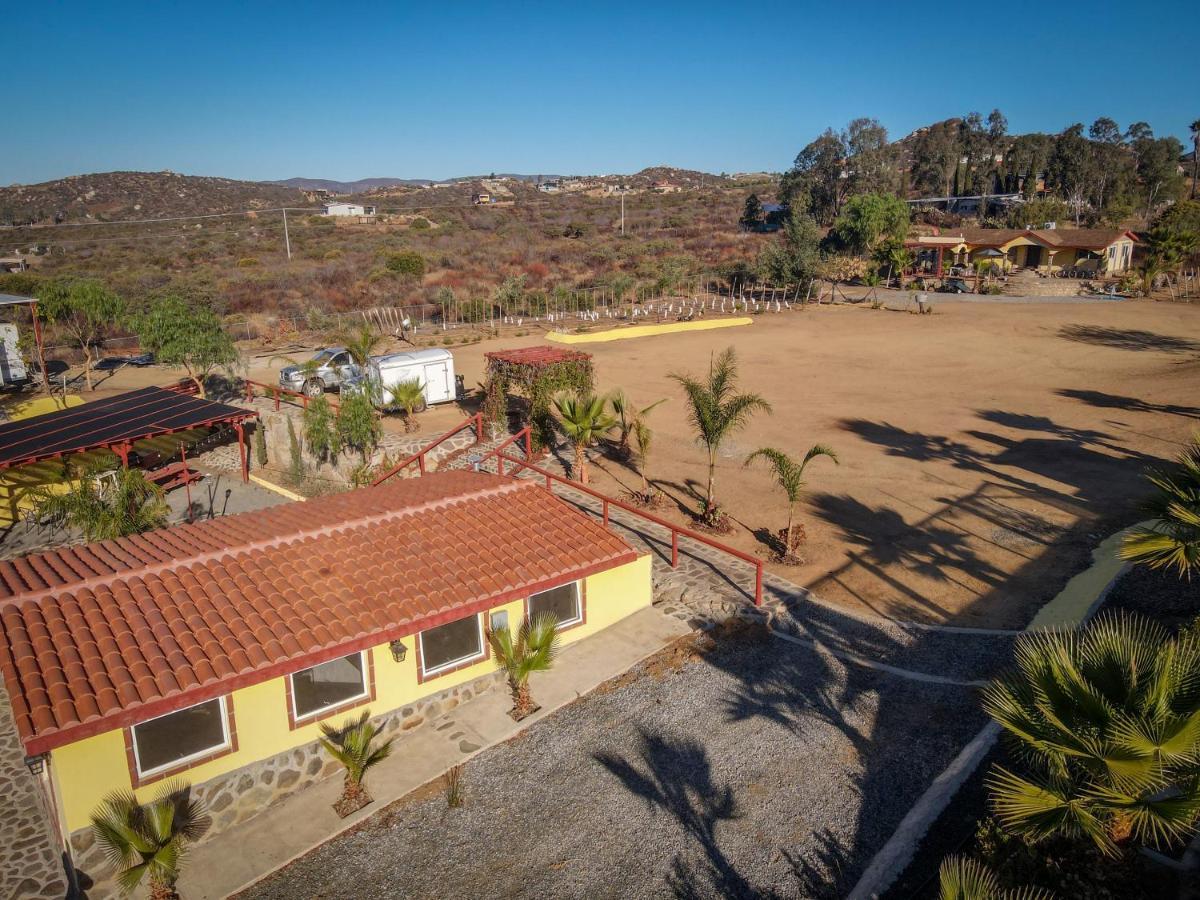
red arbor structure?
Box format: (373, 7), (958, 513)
(482, 346), (594, 451)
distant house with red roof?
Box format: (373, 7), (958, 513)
(0, 471), (651, 882)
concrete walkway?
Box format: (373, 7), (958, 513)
(182, 605), (689, 900)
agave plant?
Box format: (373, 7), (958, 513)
(319, 709), (395, 814)
(35, 461), (169, 541)
(669, 347), (771, 525)
(388, 379), (426, 432)
(937, 855), (1053, 900)
(487, 612), (560, 719)
(744, 444), (838, 555)
(1119, 436), (1200, 578)
(982, 612), (1200, 856)
(90, 780), (210, 900)
(553, 393), (616, 483)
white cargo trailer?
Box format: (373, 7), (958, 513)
(350, 348), (461, 410)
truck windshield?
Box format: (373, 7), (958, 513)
(311, 350), (335, 363)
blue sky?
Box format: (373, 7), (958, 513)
(7, 0), (1197, 185)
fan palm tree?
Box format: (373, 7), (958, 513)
(553, 393), (616, 483)
(669, 347), (771, 525)
(35, 462), (169, 541)
(744, 444), (838, 555)
(1119, 436), (1200, 578)
(89, 780), (210, 900)
(319, 710), (395, 813)
(982, 613), (1200, 857)
(937, 856), (1053, 900)
(487, 612), (560, 719)
(388, 379), (426, 432)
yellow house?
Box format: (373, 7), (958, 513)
(908, 227), (1138, 276)
(0, 470), (651, 891)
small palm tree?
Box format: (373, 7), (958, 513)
(319, 709), (395, 814)
(1119, 436), (1200, 578)
(388, 379), (426, 432)
(937, 855), (1052, 900)
(35, 462), (169, 541)
(630, 400), (666, 502)
(553, 393), (616, 484)
(337, 323), (387, 369)
(669, 347), (771, 525)
(90, 780), (210, 900)
(609, 390), (666, 458)
(744, 445), (838, 555)
(487, 612), (560, 719)
(982, 613), (1200, 857)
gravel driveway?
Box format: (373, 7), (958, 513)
(239, 623), (986, 899)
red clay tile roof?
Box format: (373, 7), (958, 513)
(485, 346), (592, 367)
(943, 227), (1136, 251)
(0, 471), (638, 755)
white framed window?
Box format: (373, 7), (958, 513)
(289, 651), (369, 722)
(527, 581), (582, 628)
(131, 697), (231, 778)
(419, 614), (485, 676)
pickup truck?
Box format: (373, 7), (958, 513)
(278, 347), (361, 397)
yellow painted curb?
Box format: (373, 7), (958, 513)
(249, 474), (307, 502)
(545, 317), (753, 344)
(1026, 522), (1148, 629)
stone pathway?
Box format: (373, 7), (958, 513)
(0, 683), (67, 900)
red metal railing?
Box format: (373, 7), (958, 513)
(243, 379), (341, 412)
(475, 428), (764, 606)
(371, 413), (484, 486)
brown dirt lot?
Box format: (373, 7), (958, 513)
(53, 297), (1200, 629)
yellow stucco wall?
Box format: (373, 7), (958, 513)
(50, 554), (652, 832)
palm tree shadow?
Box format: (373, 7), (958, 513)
(595, 729), (770, 899)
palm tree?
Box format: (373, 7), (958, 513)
(630, 400), (666, 502)
(608, 391), (666, 458)
(982, 613), (1200, 857)
(337, 323), (387, 369)
(744, 445), (838, 555)
(35, 462), (169, 541)
(487, 612), (560, 719)
(388, 378), (426, 432)
(89, 780), (210, 900)
(669, 347), (771, 525)
(1119, 436), (1200, 578)
(552, 393), (616, 484)
(318, 709), (395, 814)
(937, 856), (1052, 900)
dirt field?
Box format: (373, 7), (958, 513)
(47, 295), (1200, 629)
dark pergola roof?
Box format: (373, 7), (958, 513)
(0, 386), (257, 471)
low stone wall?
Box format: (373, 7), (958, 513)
(70, 670), (503, 898)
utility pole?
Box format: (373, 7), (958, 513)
(620, 190), (625, 236)
(282, 208), (292, 261)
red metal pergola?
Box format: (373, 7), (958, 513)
(0, 385), (258, 481)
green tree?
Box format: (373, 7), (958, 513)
(38, 278), (125, 391)
(739, 193), (764, 230)
(253, 422), (267, 468)
(35, 462), (169, 541)
(319, 710), (395, 812)
(1047, 124), (1094, 225)
(90, 780), (210, 900)
(744, 445), (837, 555)
(134, 295), (237, 398)
(382, 250), (425, 280)
(982, 613), (1200, 856)
(669, 347), (771, 525)
(831, 193), (910, 256)
(387, 379), (425, 432)
(552, 393), (616, 484)
(335, 389), (381, 465)
(487, 612), (561, 719)
(1118, 436), (1200, 577)
(1190, 119), (1199, 200)
(936, 855), (1052, 900)
(781, 129), (848, 225)
(760, 210), (822, 289)
(1136, 136), (1186, 217)
(302, 394), (338, 463)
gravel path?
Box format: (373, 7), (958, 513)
(240, 625), (987, 900)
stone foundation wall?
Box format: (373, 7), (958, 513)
(69, 670), (503, 899)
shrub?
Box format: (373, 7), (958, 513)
(383, 250), (426, 280)
(236, 257), (260, 267)
(409, 216), (432, 230)
(323, 248), (344, 260)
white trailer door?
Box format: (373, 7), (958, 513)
(422, 363), (451, 404)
